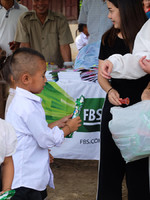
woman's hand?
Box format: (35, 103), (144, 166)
(99, 60), (113, 79)
(108, 88), (122, 106)
(139, 56), (150, 74)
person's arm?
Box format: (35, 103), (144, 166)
(1, 156), (14, 192)
(48, 114), (72, 129)
(139, 56), (150, 73)
(26, 110), (81, 148)
(98, 60), (121, 105)
(62, 116), (81, 137)
(60, 44), (72, 62)
(14, 13), (30, 46)
(57, 14), (73, 64)
(104, 20), (150, 79)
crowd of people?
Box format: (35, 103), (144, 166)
(1, 0), (150, 200)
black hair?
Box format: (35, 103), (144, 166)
(78, 23), (87, 32)
(102, 0), (147, 52)
(10, 47), (46, 81)
(11, 47), (45, 64)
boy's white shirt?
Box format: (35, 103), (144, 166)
(6, 87), (65, 191)
(108, 19), (150, 79)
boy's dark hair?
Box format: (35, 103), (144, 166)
(78, 23), (87, 32)
(11, 47), (45, 63)
(10, 47), (46, 81)
(102, 0), (147, 52)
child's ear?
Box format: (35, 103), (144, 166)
(21, 73), (30, 85)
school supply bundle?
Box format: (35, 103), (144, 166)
(67, 95), (84, 138)
(0, 190), (15, 200)
(76, 68), (98, 82)
(109, 100), (150, 163)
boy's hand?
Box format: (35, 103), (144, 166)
(57, 114), (72, 128)
(62, 116), (81, 137)
(66, 116), (81, 132)
(48, 114), (72, 129)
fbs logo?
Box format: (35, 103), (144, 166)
(77, 98), (105, 132)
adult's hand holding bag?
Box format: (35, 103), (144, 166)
(109, 100), (150, 163)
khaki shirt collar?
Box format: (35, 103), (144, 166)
(30, 10), (55, 22)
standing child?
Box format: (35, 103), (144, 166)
(5, 47), (81, 200)
(75, 24), (89, 51)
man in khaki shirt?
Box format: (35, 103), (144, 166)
(14, 0), (74, 67)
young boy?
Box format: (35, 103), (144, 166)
(5, 47), (81, 200)
(75, 23), (89, 51)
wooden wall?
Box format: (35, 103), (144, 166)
(20, 0), (79, 20)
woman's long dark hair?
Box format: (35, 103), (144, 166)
(102, 0), (147, 52)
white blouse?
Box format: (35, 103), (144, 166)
(108, 19), (150, 79)
(0, 118), (17, 165)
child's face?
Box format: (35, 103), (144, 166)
(29, 59), (47, 94)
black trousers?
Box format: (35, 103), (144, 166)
(97, 99), (150, 200)
(11, 187), (47, 200)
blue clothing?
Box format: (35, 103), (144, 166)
(146, 11), (150, 19)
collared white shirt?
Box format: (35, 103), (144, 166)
(0, 118), (17, 165)
(75, 32), (88, 50)
(0, 1), (28, 55)
(108, 19), (150, 79)
(6, 87), (64, 191)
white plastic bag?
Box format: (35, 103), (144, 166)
(109, 100), (150, 163)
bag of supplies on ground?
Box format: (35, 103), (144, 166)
(109, 100), (150, 163)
